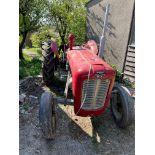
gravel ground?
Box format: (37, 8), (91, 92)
(19, 76), (135, 155)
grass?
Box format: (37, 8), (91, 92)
(19, 53), (42, 79)
(25, 47), (42, 56)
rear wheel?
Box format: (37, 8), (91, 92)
(42, 47), (55, 86)
(39, 91), (56, 139)
(110, 84), (134, 128)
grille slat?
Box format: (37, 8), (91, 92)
(81, 79), (110, 110)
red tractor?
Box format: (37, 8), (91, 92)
(39, 5), (134, 139)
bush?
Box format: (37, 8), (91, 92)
(110, 64), (123, 82)
(30, 27), (59, 48)
(110, 64), (135, 88)
(19, 53), (42, 79)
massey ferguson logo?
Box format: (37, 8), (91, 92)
(96, 72), (105, 78)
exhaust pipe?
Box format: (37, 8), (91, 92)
(69, 33), (75, 50)
(98, 4), (110, 58)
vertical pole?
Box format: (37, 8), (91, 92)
(98, 4), (110, 58)
(69, 34), (75, 50)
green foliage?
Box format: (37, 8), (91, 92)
(67, 4), (87, 44)
(19, 0), (46, 35)
(19, 35), (23, 44)
(19, 53), (42, 79)
(19, 0), (47, 59)
(110, 64), (123, 82)
(23, 103), (29, 110)
(30, 27), (59, 47)
(123, 78), (135, 88)
(47, 0), (89, 44)
(110, 64), (135, 88)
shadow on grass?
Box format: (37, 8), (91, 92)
(25, 47), (42, 57)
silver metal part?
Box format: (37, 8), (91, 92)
(81, 79), (110, 110)
(66, 61), (69, 71)
(98, 4), (110, 58)
(95, 71), (105, 78)
(53, 96), (74, 105)
(64, 71), (72, 98)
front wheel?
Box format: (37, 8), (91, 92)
(39, 91), (56, 139)
(110, 84), (134, 128)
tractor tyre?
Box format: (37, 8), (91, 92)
(42, 48), (55, 86)
(39, 91), (56, 139)
(110, 84), (134, 128)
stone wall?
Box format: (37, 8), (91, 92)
(86, 0), (134, 72)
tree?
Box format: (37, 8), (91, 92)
(47, 0), (88, 45)
(19, 0), (45, 59)
(67, 6), (87, 45)
(30, 26), (59, 47)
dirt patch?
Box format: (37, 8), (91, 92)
(19, 76), (135, 155)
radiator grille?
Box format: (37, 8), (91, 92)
(81, 79), (110, 110)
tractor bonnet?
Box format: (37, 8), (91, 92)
(67, 46), (115, 117)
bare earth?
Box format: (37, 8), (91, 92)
(19, 77), (135, 155)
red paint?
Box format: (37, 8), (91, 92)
(67, 47), (115, 117)
(69, 33), (75, 50)
(51, 40), (59, 58)
(83, 40), (98, 55)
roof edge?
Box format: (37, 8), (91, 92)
(85, 0), (94, 6)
